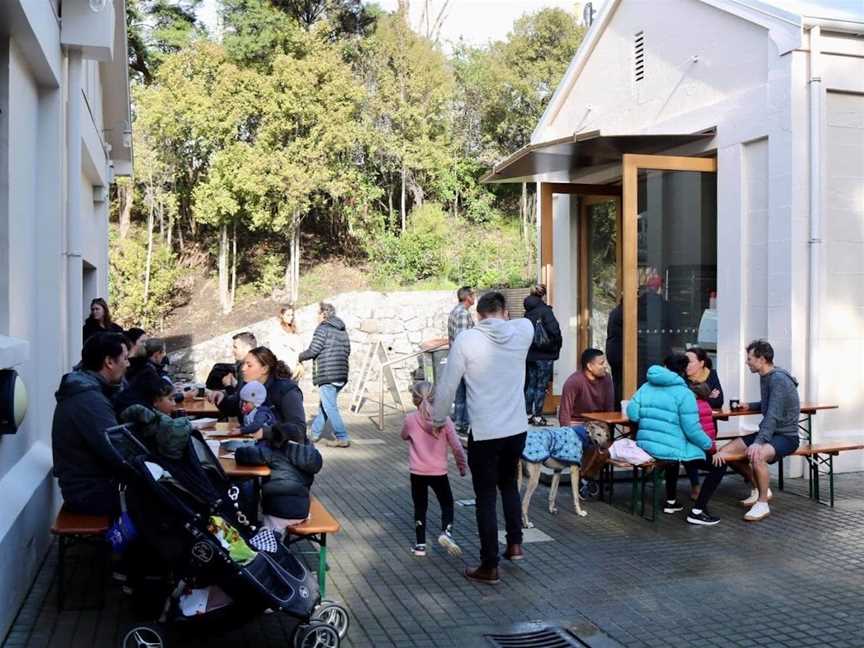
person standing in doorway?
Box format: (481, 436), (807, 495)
(447, 286), (475, 436)
(523, 284), (562, 426)
(433, 292), (534, 585)
(299, 303), (352, 447)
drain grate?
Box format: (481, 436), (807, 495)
(486, 626), (586, 647)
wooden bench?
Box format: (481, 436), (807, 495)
(284, 497), (341, 598)
(604, 441), (864, 518)
(50, 506), (111, 610)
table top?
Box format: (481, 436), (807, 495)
(713, 403), (838, 419)
(177, 398), (222, 418)
(219, 456), (270, 478)
(202, 426), (247, 439)
(581, 403), (838, 427)
(581, 411), (633, 425)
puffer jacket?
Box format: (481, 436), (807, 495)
(52, 371), (123, 506)
(299, 317), (351, 386)
(523, 295), (563, 362)
(626, 366), (711, 462)
(235, 426), (323, 520)
(696, 399), (717, 453)
(118, 404), (192, 460)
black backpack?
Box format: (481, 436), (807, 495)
(532, 317), (554, 352)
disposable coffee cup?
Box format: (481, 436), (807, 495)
(206, 440), (221, 456)
(621, 400), (630, 415)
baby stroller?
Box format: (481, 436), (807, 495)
(103, 424), (349, 648)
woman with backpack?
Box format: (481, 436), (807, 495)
(523, 285), (563, 426)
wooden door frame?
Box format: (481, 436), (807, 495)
(577, 195), (622, 354)
(621, 154), (718, 399)
(539, 183), (622, 309)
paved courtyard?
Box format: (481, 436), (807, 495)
(6, 405), (864, 647)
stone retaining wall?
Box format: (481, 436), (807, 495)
(168, 290), (457, 403)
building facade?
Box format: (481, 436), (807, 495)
(486, 0), (863, 468)
(0, 0), (131, 637)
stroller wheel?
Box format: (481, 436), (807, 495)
(312, 601), (350, 639)
(580, 479), (600, 499)
(293, 621), (340, 648)
(120, 623), (167, 648)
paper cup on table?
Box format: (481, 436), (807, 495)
(206, 440), (221, 456)
(621, 400), (630, 415)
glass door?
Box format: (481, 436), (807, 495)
(621, 155), (718, 399)
(578, 197), (622, 396)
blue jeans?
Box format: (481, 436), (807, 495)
(453, 379), (469, 432)
(524, 360), (554, 416)
(311, 383), (349, 441)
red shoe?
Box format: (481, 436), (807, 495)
(504, 544), (524, 561)
(464, 566), (500, 584)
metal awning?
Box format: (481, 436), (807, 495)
(482, 129), (716, 183)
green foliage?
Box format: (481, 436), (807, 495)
(108, 227), (185, 329)
(366, 203), (532, 289)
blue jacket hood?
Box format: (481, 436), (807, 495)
(645, 365), (686, 388)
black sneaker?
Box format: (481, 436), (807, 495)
(687, 510), (720, 526)
(663, 500), (684, 514)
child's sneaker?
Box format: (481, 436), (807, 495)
(663, 500), (684, 514)
(411, 543), (427, 557)
(437, 531), (462, 557)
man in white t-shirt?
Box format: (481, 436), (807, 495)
(433, 291), (533, 584)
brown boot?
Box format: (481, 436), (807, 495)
(504, 544), (524, 561)
(464, 566), (500, 584)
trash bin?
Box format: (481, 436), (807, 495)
(419, 338), (449, 385)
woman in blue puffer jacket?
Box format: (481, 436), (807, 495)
(626, 353), (712, 515)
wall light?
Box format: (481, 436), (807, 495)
(0, 369), (28, 435)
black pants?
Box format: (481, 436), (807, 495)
(694, 462), (728, 511)
(664, 458), (708, 501)
(467, 432), (526, 569)
(410, 474), (455, 545)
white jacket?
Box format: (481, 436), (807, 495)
(432, 317), (533, 441)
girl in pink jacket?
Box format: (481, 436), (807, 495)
(401, 381), (468, 557)
(686, 382), (718, 499)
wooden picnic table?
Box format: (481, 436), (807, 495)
(218, 454), (271, 478)
(583, 402), (840, 500)
(178, 398), (222, 418)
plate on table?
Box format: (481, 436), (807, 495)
(190, 418), (218, 430)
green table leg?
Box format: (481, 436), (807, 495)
(318, 535), (328, 599)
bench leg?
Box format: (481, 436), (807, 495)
(778, 457), (784, 491)
(829, 454), (835, 508)
(57, 537), (65, 612)
(318, 534), (328, 599)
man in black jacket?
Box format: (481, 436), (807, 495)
(523, 285), (563, 426)
(299, 302), (352, 447)
(52, 332), (129, 515)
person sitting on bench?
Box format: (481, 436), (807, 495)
(52, 332), (129, 516)
(687, 339), (800, 525)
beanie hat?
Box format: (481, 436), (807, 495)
(239, 381), (267, 408)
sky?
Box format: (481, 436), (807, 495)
(197, 0), (590, 48)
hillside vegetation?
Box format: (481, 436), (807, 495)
(110, 0), (584, 330)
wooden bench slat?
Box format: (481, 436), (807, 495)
(287, 497), (340, 536)
(716, 441), (864, 463)
(51, 506), (110, 536)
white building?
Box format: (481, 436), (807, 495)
(0, 0), (131, 637)
(486, 1), (863, 467)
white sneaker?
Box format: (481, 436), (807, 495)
(744, 501), (770, 522)
(438, 532), (462, 557)
(739, 488), (773, 507)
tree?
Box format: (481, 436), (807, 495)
(358, 9), (456, 231)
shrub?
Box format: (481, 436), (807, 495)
(366, 203), (534, 289)
(109, 227), (185, 330)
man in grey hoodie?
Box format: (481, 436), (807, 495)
(699, 339), (800, 524)
(433, 291), (534, 584)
